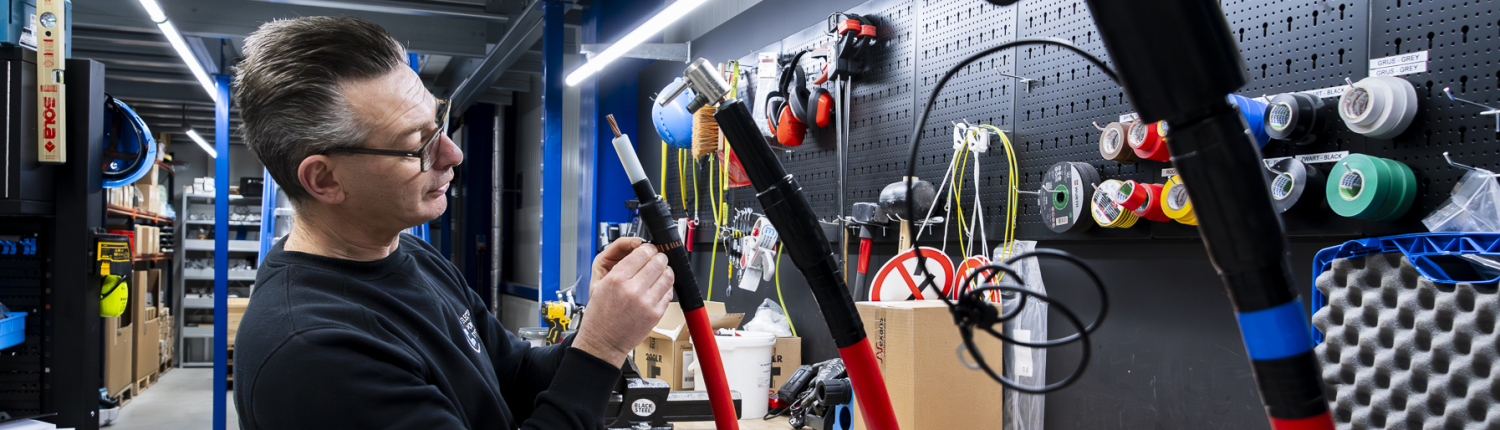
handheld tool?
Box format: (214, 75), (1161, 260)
(606, 115), (739, 430)
(877, 178), (935, 251)
(662, 58), (900, 430)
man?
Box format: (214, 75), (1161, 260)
(232, 17), (675, 429)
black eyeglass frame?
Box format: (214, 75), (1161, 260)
(322, 98), (452, 172)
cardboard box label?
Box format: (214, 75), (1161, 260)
(681, 350), (696, 389)
(1014, 329), (1034, 378)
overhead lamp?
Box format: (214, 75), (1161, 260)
(186, 129), (217, 158)
(136, 0), (219, 102)
(564, 0), (708, 86)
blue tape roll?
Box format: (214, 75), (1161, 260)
(1228, 94), (1271, 148)
(1237, 299), (1314, 360)
(652, 78), (697, 150)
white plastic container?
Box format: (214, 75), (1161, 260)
(691, 330), (777, 419)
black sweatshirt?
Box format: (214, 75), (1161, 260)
(234, 234), (621, 429)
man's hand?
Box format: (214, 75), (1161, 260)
(573, 238), (675, 365)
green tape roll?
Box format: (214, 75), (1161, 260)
(1375, 158), (1417, 222)
(1327, 154), (1394, 219)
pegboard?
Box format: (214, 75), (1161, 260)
(658, 0), (1494, 243)
(0, 222), (47, 417)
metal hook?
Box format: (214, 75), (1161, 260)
(1443, 87), (1500, 132)
(1443, 151), (1488, 174)
(996, 71), (1036, 93)
(1091, 121), (1107, 131)
(1345, 77), (1356, 87)
(1012, 185), (1057, 196)
(1263, 158), (1286, 176)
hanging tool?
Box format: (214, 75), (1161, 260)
(877, 177), (935, 251)
(36, 0), (66, 164)
(663, 58), (900, 430)
(606, 114), (740, 430)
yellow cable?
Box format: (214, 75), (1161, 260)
(679, 149), (687, 211)
(775, 245), (797, 337)
(660, 141), (668, 208)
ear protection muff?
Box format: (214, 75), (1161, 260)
(807, 87), (834, 128)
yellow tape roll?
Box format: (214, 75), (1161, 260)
(1091, 180), (1139, 228)
(1162, 175), (1198, 225)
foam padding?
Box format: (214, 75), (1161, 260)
(1312, 252), (1500, 429)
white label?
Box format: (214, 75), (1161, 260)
(1369, 51), (1428, 69)
(1303, 85), (1352, 99)
(757, 52), (778, 78)
(1119, 112), (1140, 123)
(631, 398), (657, 417)
(1054, 216), (1069, 227)
(1014, 329), (1034, 378)
(681, 350), (697, 389)
(1263, 151), (1348, 168)
(1371, 62), (1427, 77)
(1161, 168), (1178, 177)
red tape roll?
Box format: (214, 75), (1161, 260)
(1128, 121), (1170, 162)
(1134, 183), (1172, 222)
(1114, 180), (1148, 211)
(1268, 411), (1335, 430)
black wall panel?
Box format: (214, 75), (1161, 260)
(631, 0), (1490, 428)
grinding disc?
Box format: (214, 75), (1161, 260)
(1098, 122), (1136, 163)
(1327, 154), (1395, 219)
(1040, 161), (1095, 233)
(1266, 158), (1326, 214)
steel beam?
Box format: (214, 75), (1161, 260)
(246, 0), (508, 23)
(446, 0), (553, 111)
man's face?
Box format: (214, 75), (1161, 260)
(333, 67), (463, 229)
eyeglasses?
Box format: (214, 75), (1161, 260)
(324, 98), (451, 172)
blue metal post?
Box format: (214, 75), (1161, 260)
(539, 0), (564, 323)
(462, 103), (497, 302)
(213, 73), (231, 430)
(576, 9), (599, 304)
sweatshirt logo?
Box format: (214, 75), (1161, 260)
(459, 311), (482, 353)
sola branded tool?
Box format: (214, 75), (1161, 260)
(606, 114), (739, 430)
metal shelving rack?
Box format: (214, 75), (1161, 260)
(174, 190), (261, 368)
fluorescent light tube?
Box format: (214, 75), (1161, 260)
(187, 129), (217, 158)
(564, 0), (708, 86)
(137, 0), (219, 102)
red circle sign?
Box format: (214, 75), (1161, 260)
(870, 247), (954, 301)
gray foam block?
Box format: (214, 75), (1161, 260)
(1312, 252), (1500, 429)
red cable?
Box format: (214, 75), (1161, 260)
(839, 338), (899, 430)
(1268, 411), (1334, 430)
(683, 308), (739, 430)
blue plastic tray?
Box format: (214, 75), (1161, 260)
(0, 312), (27, 351)
(1311, 233), (1500, 344)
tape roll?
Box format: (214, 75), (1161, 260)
(1228, 94), (1272, 148)
(1372, 157), (1417, 222)
(1265, 158), (1326, 214)
(1338, 76), (1418, 140)
(1134, 183), (1172, 222)
(1098, 122), (1137, 163)
(1326, 154), (1396, 219)
(1091, 180), (1139, 228)
(1162, 175), (1198, 225)
(1041, 161), (1097, 233)
(1127, 121), (1170, 162)
(1264, 93), (1330, 146)
(1112, 180), (1149, 212)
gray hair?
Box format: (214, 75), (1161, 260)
(234, 16), (408, 203)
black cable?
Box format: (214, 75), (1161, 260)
(900, 38), (1118, 394)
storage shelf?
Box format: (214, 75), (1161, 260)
(183, 268), (257, 281)
(183, 220), (261, 226)
(182, 326), (214, 338)
(105, 204), (174, 224)
(186, 193), (262, 203)
(182, 297), (214, 309)
(183, 239), (259, 252)
(133, 253), (173, 262)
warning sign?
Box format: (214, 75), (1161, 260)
(870, 247), (953, 301)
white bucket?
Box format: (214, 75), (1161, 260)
(692, 330), (777, 419)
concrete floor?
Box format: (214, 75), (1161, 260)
(106, 368), (237, 429)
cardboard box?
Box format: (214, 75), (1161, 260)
(851, 301), (1003, 430)
(227, 298), (250, 346)
(632, 302), (743, 391)
(104, 316), (134, 395)
(771, 337), (802, 391)
(133, 269), (162, 381)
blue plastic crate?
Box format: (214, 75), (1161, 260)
(0, 311), (26, 351)
(1311, 233), (1500, 344)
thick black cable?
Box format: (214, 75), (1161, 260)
(898, 38), (1118, 394)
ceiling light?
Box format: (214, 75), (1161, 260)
(564, 0), (708, 86)
(186, 129), (217, 158)
(137, 0), (219, 102)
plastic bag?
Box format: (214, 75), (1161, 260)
(742, 298), (794, 338)
(995, 241), (1045, 430)
(1424, 168), (1500, 232)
